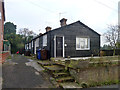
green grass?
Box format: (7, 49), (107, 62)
(67, 56), (120, 69)
(56, 76), (74, 82)
(88, 56), (119, 62)
(51, 56), (119, 69)
(80, 79), (120, 88)
(88, 79), (120, 88)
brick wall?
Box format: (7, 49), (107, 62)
(0, 0), (5, 63)
(1, 52), (10, 63)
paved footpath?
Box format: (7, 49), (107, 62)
(2, 55), (54, 89)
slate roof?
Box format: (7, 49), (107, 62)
(27, 20), (100, 43)
(49, 21), (100, 36)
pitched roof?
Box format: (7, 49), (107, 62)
(48, 20), (100, 36)
(31, 20), (100, 41)
(78, 21), (100, 36)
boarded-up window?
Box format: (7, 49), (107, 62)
(76, 37), (90, 50)
(43, 35), (47, 46)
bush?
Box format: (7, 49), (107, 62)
(100, 51), (106, 56)
(81, 82), (88, 88)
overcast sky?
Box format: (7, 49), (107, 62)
(4, 0), (119, 46)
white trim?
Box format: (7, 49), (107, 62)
(36, 38), (39, 47)
(63, 36), (65, 57)
(54, 35), (56, 58)
(27, 44), (29, 49)
(34, 40), (36, 54)
(88, 38), (90, 49)
(43, 34), (47, 46)
(0, 12), (1, 20)
(29, 42), (31, 49)
(54, 36), (65, 58)
(76, 37), (90, 50)
(32, 41), (33, 48)
(76, 48), (90, 50)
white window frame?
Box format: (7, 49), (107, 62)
(34, 40), (37, 54)
(36, 38), (39, 47)
(43, 35), (47, 46)
(76, 37), (90, 50)
(32, 41), (33, 48)
(25, 44), (27, 50)
(29, 43), (31, 49)
(27, 44), (29, 49)
(0, 12), (1, 20)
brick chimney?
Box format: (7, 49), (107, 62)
(60, 18), (67, 27)
(45, 26), (52, 32)
(39, 33), (42, 36)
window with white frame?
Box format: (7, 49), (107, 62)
(32, 41), (33, 48)
(25, 44), (27, 50)
(29, 43), (31, 49)
(36, 38), (39, 47)
(27, 44), (29, 49)
(76, 37), (90, 50)
(0, 12), (1, 20)
(43, 35), (47, 46)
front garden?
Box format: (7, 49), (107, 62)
(25, 55), (120, 88)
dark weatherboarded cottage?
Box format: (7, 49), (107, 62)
(26, 18), (100, 58)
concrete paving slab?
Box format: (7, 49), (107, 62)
(38, 60), (56, 66)
(59, 82), (82, 88)
(25, 61), (45, 72)
(44, 65), (65, 71)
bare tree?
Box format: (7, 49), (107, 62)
(18, 28), (36, 37)
(104, 25), (120, 55)
(18, 28), (36, 43)
(19, 28), (29, 37)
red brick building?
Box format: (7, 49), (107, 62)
(0, 0), (6, 63)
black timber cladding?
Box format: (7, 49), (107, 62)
(29, 21), (100, 58)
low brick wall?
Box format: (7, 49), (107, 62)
(1, 51), (10, 63)
(69, 65), (119, 86)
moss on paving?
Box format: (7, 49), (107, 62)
(87, 79), (120, 88)
(56, 76), (74, 82)
(38, 61), (56, 66)
(44, 65), (65, 71)
(53, 72), (68, 76)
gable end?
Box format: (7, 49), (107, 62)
(78, 21), (100, 36)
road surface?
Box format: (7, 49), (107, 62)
(2, 55), (54, 88)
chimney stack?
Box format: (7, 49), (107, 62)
(39, 33), (42, 36)
(60, 18), (67, 27)
(45, 26), (52, 32)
